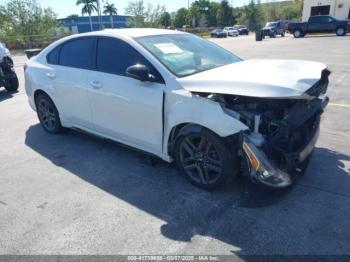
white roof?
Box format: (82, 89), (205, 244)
(89, 28), (186, 38)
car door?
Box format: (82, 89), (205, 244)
(46, 37), (94, 129)
(87, 37), (165, 154)
(308, 16), (333, 33)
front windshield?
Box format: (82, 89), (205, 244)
(266, 22), (277, 27)
(136, 34), (241, 77)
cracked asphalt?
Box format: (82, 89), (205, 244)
(0, 34), (349, 256)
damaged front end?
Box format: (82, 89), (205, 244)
(204, 69), (330, 188)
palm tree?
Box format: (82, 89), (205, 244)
(76, 0), (98, 31)
(104, 2), (118, 28)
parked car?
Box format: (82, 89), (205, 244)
(288, 15), (350, 38)
(25, 29), (330, 190)
(223, 27), (239, 37)
(0, 42), (19, 93)
(262, 20), (286, 37)
(210, 29), (227, 38)
(233, 25), (249, 35)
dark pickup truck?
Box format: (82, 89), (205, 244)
(288, 15), (349, 38)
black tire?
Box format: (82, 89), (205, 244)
(281, 32), (285, 37)
(35, 93), (64, 134)
(4, 73), (19, 93)
(293, 29), (303, 38)
(336, 27), (345, 36)
(174, 125), (239, 190)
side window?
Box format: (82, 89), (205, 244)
(47, 46), (60, 65)
(309, 16), (320, 23)
(59, 38), (93, 69)
(96, 37), (164, 82)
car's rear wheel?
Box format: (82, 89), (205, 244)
(336, 27), (345, 36)
(174, 126), (239, 190)
(293, 29), (303, 38)
(35, 93), (64, 134)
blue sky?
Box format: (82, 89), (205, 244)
(0, 0), (278, 18)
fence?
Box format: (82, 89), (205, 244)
(0, 34), (70, 50)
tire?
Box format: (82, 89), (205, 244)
(174, 126), (239, 190)
(293, 29), (303, 38)
(35, 93), (64, 134)
(4, 73), (19, 93)
(281, 32), (285, 37)
(336, 27), (345, 36)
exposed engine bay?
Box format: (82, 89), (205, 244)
(193, 69), (330, 187)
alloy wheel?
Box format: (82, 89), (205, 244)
(38, 99), (57, 132)
(179, 135), (223, 185)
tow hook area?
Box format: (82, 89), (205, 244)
(241, 133), (292, 188)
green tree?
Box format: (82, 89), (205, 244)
(159, 12), (171, 27)
(125, 0), (146, 27)
(76, 0), (97, 31)
(216, 0), (233, 27)
(103, 2), (118, 28)
(238, 0), (263, 31)
(173, 8), (188, 28)
(208, 2), (220, 27)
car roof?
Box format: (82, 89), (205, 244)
(77, 28), (187, 38)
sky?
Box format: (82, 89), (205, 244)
(0, 0), (256, 18)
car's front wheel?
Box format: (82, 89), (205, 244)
(174, 126), (239, 190)
(35, 93), (64, 134)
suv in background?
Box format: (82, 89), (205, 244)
(262, 20), (286, 37)
(223, 27), (239, 37)
(233, 25), (249, 35)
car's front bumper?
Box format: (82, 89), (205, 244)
(240, 96), (329, 189)
(241, 126), (319, 188)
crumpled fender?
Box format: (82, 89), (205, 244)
(163, 89), (248, 155)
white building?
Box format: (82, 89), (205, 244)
(302, 0), (350, 21)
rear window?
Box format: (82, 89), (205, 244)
(59, 38), (94, 69)
(47, 46), (60, 65)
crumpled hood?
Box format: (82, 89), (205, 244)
(178, 59), (327, 98)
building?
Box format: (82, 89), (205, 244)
(302, 0), (350, 21)
(58, 15), (131, 34)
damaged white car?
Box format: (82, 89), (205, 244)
(24, 29), (330, 190)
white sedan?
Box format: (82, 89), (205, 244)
(25, 29), (330, 190)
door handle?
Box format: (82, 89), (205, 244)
(46, 72), (56, 79)
(89, 81), (103, 89)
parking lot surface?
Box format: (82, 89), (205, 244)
(1, 34), (350, 256)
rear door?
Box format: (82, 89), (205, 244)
(46, 37), (94, 129)
(87, 37), (165, 154)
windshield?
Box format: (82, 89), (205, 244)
(266, 22), (277, 27)
(136, 34), (241, 77)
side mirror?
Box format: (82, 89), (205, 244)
(126, 64), (150, 82)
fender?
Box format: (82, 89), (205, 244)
(162, 89), (248, 158)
